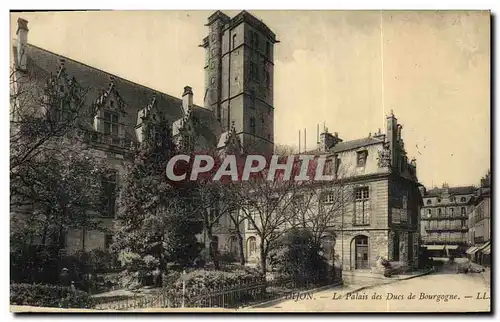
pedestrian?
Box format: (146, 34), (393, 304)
(70, 281), (77, 295)
(59, 268), (71, 287)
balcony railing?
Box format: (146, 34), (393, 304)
(79, 129), (136, 150)
(422, 236), (467, 243)
(425, 227), (468, 232)
(421, 214), (468, 220)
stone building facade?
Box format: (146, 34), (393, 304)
(12, 12), (423, 272)
(466, 171), (491, 265)
(216, 112), (423, 270)
(11, 16), (205, 253)
(201, 11), (278, 155)
(310, 113), (422, 270)
(419, 185), (476, 254)
(468, 172), (491, 245)
(11, 11), (277, 254)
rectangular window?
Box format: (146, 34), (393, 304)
(322, 191), (336, 204)
(266, 71), (270, 88)
(249, 117), (256, 134)
(356, 151), (367, 167)
(249, 61), (259, 82)
(461, 207), (466, 215)
(401, 196), (408, 223)
(266, 41), (271, 56)
(209, 207), (220, 224)
(324, 158), (333, 176)
(247, 211), (257, 230)
(232, 34), (237, 49)
(252, 31), (259, 50)
(249, 62), (255, 80)
(292, 195), (304, 207)
(354, 187), (370, 225)
(250, 90), (256, 109)
(102, 170), (117, 218)
(103, 111), (119, 135)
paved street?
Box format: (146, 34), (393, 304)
(243, 271), (491, 312)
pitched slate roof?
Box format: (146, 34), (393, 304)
(425, 186), (477, 197)
(14, 43), (201, 142)
(330, 137), (384, 153)
(301, 136), (384, 155)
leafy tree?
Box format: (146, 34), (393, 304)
(269, 228), (329, 284)
(111, 122), (203, 287)
(10, 138), (107, 253)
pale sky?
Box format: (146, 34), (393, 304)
(10, 10), (490, 188)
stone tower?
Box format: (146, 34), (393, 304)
(201, 10), (278, 155)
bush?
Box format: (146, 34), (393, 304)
(165, 267), (263, 307)
(269, 229), (330, 285)
(193, 248), (210, 268)
(11, 245), (118, 289)
(218, 251), (238, 264)
(10, 283), (94, 308)
(10, 245), (60, 284)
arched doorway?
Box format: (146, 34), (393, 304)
(229, 236), (238, 257)
(247, 236), (257, 258)
(210, 236), (219, 257)
(354, 235), (369, 269)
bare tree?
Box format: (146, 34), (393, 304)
(236, 153), (311, 275)
(10, 64), (91, 173)
(293, 165), (354, 246)
(196, 172), (242, 269)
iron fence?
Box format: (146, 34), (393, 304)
(93, 267), (342, 310)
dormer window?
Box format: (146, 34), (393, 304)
(249, 117), (256, 134)
(356, 150), (368, 167)
(103, 111), (119, 135)
(460, 197), (466, 202)
(324, 158), (333, 176)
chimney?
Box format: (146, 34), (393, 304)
(16, 18), (29, 71)
(397, 124), (403, 141)
(418, 186), (426, 197)
(182, 86), (193, 114)
(319, 129), (343, 151)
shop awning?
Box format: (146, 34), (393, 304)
(425, 245), (446, 251)
(466, 246), (479, 254)
(445, 245), (459, 250)
(477, 241), (491, 252)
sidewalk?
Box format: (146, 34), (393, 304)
(341, 269), (433, 295)
(246, 269), (432, 309)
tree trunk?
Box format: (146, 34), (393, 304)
(58, 208), (67, 252)
(259, 244), (267, 276)
(81, 227), (86, 251)
(41, 224), (48, 246)
(236, 230), (246, 266)
(206, 227), (219, 270)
